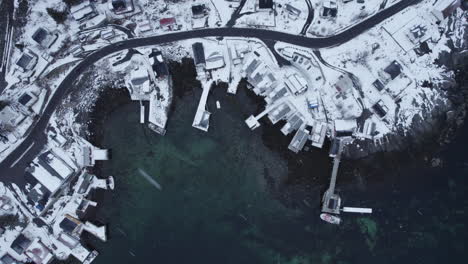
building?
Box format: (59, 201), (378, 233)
(192, 42), (206, 67)
(432, 0), (461, 21)
(285, 73), (308, 95)
(322, 0), (338, 17)
(285, 4), (301, 19)
(128, 66), (151, 99)
(137, 21), (152, 34)
(16, 49), (38, 72)
(28, 151), (75, 195)
(0, 105), (26, 128)
(268, 103), (293, 124)
(100, 29), (115, 40)
(24, 239), (54, 264)
(18, 92), (38, 109)
(329, 138), (341, 157)
(31, 27), (58, 48)
(334, 74), (353, 94)
(281, 113), (304, 135)
(59, 214), (83, 235)
(11, 234), (32, 255)
(288, 125), (309, 153)
(311, 121), (327, 148)
(334, 119), (357, 137)
(372, 100), (388, 119)
(372, 79), (385, 92)
(109, 0), (134, 14)
(159, 17), (177, 31)
(191, 4), (207, 18)
(205, 51), (225, 70)
(258, 0), (274, 10)
(81, 146), (109, 167)
(149, 49), (169, 78)
(382, 60), (402, 81)
(70, 0), (96, 21)
(0, 254), (22, 264)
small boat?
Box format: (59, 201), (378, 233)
(107, 176), (115, 190)
(320, 213), (341, 225)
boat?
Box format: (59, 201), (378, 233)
(320, 213), (341, 225)
(107, 176), (115, 190)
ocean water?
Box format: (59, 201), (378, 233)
(86, 84), (468, 264)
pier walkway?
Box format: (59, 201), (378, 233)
(322, 139), (343, 214)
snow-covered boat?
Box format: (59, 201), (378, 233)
(107, 176), (115, 190)
(320, 213), (341, 225)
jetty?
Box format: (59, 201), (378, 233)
(322, 139), (343, 214)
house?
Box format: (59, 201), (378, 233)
(24, 239), (54, 264)
(70, 0), (96, 21)
(31, 27), (57, 48)
(191, 4), (207, 18)
(16, 49), (38, 72)
(334, 119), (357, 137)
(285, 4), (301, 19)
(288, 125), (309, 153)
(159, 17), (177, 31)
(285, 73), (308, 95)
(192, 42), (206, 66)
(109, 0), (134, 14)
(11, 234), (32, 255)
(322, 0), (338, 17)
(28, 151), (75, 194)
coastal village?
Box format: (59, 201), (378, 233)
(0, 0), (466, 263)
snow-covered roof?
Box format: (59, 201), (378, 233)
(334, 119), (357, 132)
(29, 162), (63, 194)
(0, 106), (26, 127)
(24, 239), (54, 264)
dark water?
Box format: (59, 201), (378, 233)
(86, 83), (468, 264)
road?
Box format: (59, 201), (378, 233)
(300, 0), (314, 35)
(0, 0), (422, 184)
(0, 0), (14, 93)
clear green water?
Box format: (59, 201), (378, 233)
(88, 86), (468, 264)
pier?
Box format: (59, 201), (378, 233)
(245, 98), (287, 130)
(322, 139), (343, 214)
(193, 82), (212, 132)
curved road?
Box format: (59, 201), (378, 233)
(0, 0), (421, 183)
